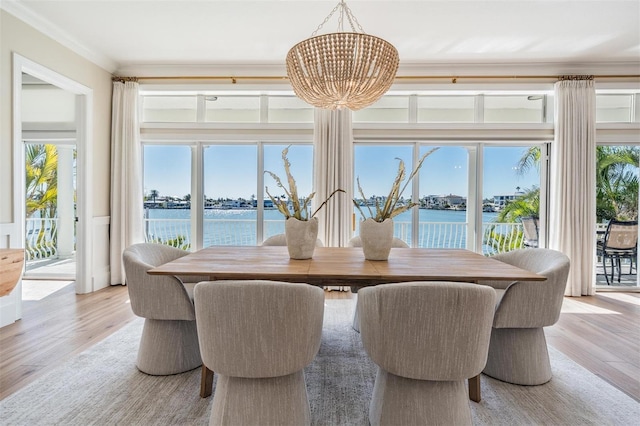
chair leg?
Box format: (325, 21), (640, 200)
(603, 256), (611, 285)
(201, 365), (214, 398)
(616, 257), (622, 283)
(352, 295), (360, 333)
(609, 257), (615, 285)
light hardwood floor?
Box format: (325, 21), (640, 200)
(0, 283), (638, 402)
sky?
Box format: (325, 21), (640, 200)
(143, 144), (539, 201)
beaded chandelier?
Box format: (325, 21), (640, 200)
(286, 0), (399, 111)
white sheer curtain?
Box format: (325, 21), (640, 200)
(110, 81), (144, 285)
(313, 108), (353, 247)
(549, 78), (596, 296)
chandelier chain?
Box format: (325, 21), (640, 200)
(311, 2), (341, 36)
(344, 2), (365, 33)
(311, 0), (364, 36)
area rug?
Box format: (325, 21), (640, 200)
(1, 300), (638, 425)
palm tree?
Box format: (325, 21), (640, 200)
(596, 146), (639, 221)
(25, 144), (58, 218)
(513, 145), (638, 222)
(484, 187), (540, 253)
(25, 144), (59, 258)
(516, 146), (541, 176)
(149, 189), (159, 204)
(496, 186), (540, 223)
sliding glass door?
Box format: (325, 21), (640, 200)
(595, 144), (639, 288)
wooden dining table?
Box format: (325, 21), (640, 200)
(148, 246), (545, 402)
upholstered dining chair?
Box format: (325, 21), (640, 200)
(478, 248), (570, 385)
(359, 281), (496, 426)
(122, 243), (204, 375)
(194, 280), (324, 426)
(262, 233), (324, 247)
(262, 234), (333, 289)
(348, 235), (409, 332)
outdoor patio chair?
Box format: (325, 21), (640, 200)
(358, 281), (496, 426)
(348, 236), (409, 332)
(194, 280), (324, 426)
(597, 220), (638, 285)
(122, 243), (204, 375)
(520, 216), (539, 248)
(478, 248), (570, 385)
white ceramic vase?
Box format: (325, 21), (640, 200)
(359, 218), (394, 261)
(285, 217), (319, 259)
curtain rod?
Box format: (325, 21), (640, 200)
(113, 74), (640, 84)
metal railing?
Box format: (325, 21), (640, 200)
(25, 218), (58, 261)
(143, 218), (526, 254)
(22, 217), (529, 264)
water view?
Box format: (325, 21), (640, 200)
(144, 208), (501, 250)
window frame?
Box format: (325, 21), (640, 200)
(139, 86), (639, 258)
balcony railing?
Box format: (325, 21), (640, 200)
(143, 218), (525, 255)
(25, 218), (59, 261)
(22, 217), (635, 286)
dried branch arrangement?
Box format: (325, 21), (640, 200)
(265, 146), (344, 220)
(353, 148), (439, 222)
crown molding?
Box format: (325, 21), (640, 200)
(115, 63), (288, 78)
(4, 1), (636, 81)
(1, 0), (118, 73)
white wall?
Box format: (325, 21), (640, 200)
(0, 11), (113, 322)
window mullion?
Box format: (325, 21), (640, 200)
(475, 94), (485, 123)
(192, 144), (204, 250)
(197, 95), (206, 122)
(260, 95), (268, 123)
(408, 95), (417, 123)
(411, 143), (420, 247)
(257, 141), (265, 243)
(469, 145), (482, 253)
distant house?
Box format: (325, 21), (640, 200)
(424, 194), (466, 209)
(144, 199), (166, 209)
(166, 200), (190, 209)
(251, 199), (274, 208)
(493, 192), (525, 210)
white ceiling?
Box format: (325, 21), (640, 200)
(4, 0), (640, 76)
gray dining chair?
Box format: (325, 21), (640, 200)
(478, 248), (570, 385)
(262, 234), (334, 288)
(359, 281), (496, 426)
(348, 235), (409, 332)
(194, 280), (324, 426)
(262, 233), (324, 247)
(122, 243), (205, 375)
